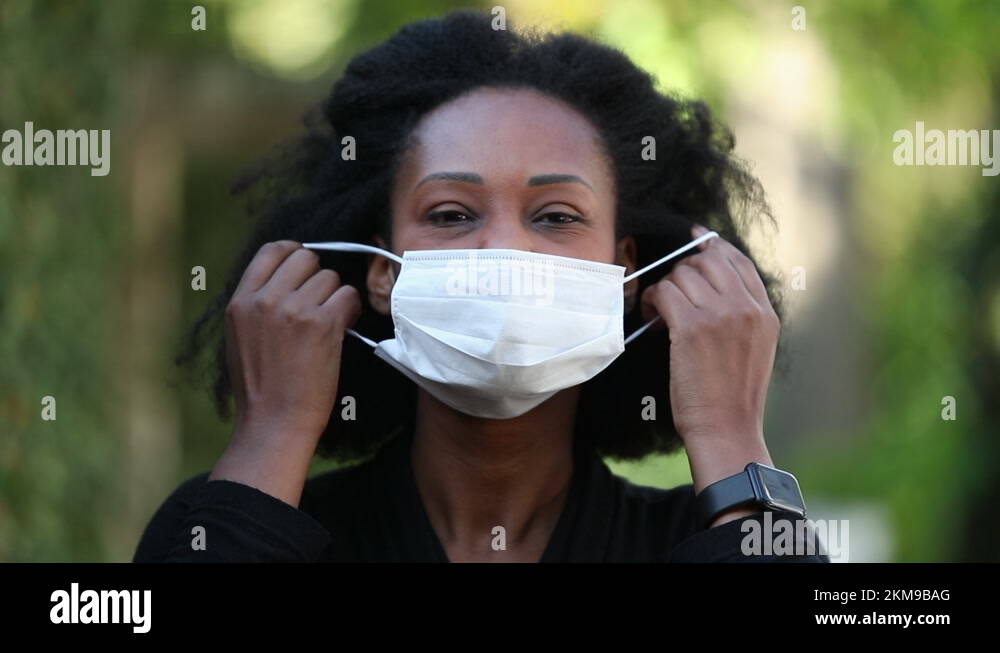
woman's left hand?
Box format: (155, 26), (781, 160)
(640, 224), (780, 512)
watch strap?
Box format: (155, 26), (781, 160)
(695, 466), (759, 529)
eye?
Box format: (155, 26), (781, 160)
(536, 212), (583, 225)
(427, 210), (474, 225)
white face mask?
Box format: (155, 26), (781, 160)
(304, 231), (718, 419)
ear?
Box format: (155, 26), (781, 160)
(366, 234), (397, 316)
(616, 235), (638, 313)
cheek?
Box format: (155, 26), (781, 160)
(388, 214), (427, 248)
(592, 220), (621, 264)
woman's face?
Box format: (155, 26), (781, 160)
(368, 86), (636, 313)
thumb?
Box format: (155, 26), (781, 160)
(641, 278), (694, 334)
(639, 284), (666, 329)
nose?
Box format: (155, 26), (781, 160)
(476, 210), (534, 252)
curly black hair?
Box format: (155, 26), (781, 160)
(176, 8), (781, 464)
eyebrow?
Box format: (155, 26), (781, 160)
(416, 172), (483, 187)
(415, 171), (593, 191)
(527, 174), (593, 191)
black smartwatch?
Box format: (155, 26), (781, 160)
(694, 462), (807, 529)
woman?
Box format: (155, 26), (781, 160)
(133, 9), (827, 563)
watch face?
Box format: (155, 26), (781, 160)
(754, 464), (806, 515)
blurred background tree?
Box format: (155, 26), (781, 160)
(1, 0), (996, 562)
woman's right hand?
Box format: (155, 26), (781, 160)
(208, 240), (361, 508)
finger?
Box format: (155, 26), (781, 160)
(293, 268), (342, 306)
(319, 284), (362, 330)
(716, 242), (770, 307)
(691, 223), (715, 250)
(639, 284), (667, 325)
(645, 279), (696, 332)
(666, 262), (717, 308)
(679, 245), (743, 297)
(235, 240), (301, 295)
(692, 225), (771, 307)
(260, 247), (322, 295)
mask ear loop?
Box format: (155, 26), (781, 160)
(624, 315), (660, 345)
(301, 241), (404, 348)
(302, 241), (404, 264)
(622, 231), (719, 345)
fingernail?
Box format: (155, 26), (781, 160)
(692, 223), (708, 235)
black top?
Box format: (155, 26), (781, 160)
(133, 427), (829, 563)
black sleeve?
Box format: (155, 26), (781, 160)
(132, 473), (332, 563)
(668, 511), (832, 563)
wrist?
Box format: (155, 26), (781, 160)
(209, 440), (313, 508)
(211, 419), (321, 508)
(685, 434), (773, 496)
(679, 415), (764, 445)
(235, 408), (328, 444)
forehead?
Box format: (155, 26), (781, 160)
(398, 87), (611, 183)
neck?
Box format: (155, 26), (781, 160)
(410, 388), (579, 562)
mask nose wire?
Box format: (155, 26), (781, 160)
(301, 241), (403, 348)
(621, 231), (719, 346)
